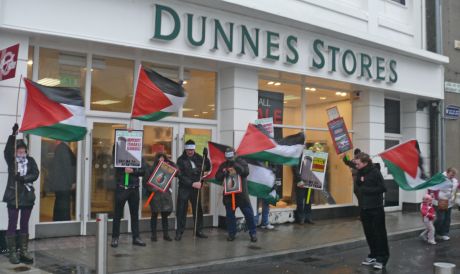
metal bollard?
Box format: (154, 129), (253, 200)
(434, 262), (456, 274)
(96, 213), (108, 274)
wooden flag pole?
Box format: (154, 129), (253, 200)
(14, 75), (23, 209)
(194, 148), (208, 239)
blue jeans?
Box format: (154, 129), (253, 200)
(434, 207), (452, 236)
(225, 203), (256, 237)
(255, 199), (270, 226)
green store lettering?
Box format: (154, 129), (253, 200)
(152, 4), (398, 84)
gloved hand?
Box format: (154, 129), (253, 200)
(15, 173), (25, 183)
(12, 123), (19, 136)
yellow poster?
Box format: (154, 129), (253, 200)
(183, 134), (211, 156)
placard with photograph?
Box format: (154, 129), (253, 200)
(223, 173), (243, 195)
(114, 129), (144, 168)
(147, 160), (178, 192)
(300, 150), (328, 190)
(327, 117), (353, 154)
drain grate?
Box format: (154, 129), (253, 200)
(298, 257), (321, 263)
(12, 266), (31, 272)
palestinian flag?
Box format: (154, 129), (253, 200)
(247, 160), (279, 205)
(20, 78), (87, 141)
(236, 124), (304, 166)
(203, 141), (232, 184)
(131, 66), (187, 121)
(379, 140), (445, 191)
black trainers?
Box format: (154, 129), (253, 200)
(196, 231), (208, 238)
(227, 235), (236, 241)
(111, 238), (119, 248)
(175, 233), (182, 241)
(132, 237), (146, 246)
(361, 257), (376, 266)
(250, 235), (257, 242)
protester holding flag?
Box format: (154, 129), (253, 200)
(111, 154), (147, 248)
(144, 153), (176, 242)
(428, 167), (458, 241)
(175, 140), (210, 241)
(216, 148), (257, 242)
(354, 153), (389, 270)
(3, 123), (39, 264)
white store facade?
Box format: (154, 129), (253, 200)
(0, 0), (448, 239)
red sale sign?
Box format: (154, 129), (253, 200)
(0, 44), (19, 81)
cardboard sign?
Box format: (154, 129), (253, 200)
(0, 44), (19, 81)
(223, 174), (243, 195)
(114, 129), (143, 168)
(327, 117), (353, 154)
(300, 150), (328, 190)
(254, 117), (274, 138)
(147, 160), (178, 192)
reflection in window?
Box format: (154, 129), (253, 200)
(37, 48), (86, 95)
(91, 56), (134, 112)
(91, 123), (126, 219)
(27, 46), (34, 78)
(141, 126), (174, 218)
(40, 139), (78, 222)
(182, 69), (216, 119)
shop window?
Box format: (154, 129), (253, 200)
(182, 69), (216, 120)
(37, 48), (86, 96)
(27, 46), (34, 78)
(391, 0), (406, 5)
(258, 80), (302, 126)
(141, 125), (174, 219)
(39, 139), (78, 222)
(305, 88), (352, 128)
(384, 99), (401, 134)
(90, 56), (134, 112)
(91, 123), (126, 219)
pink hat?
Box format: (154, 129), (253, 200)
(423, 194), (433, 203)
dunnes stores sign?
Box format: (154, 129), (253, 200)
(152, 4), (398, 84)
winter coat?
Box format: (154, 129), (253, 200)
(144, 157), (177, 213)
(3, 135), (39, 208)
(114, 161), (145, 188)
(49, 142), (76, 192)
(420, 202), (435, 221)
(176, 151), (210, 199)
(354, 163), (386, 210)
(215, 157), (251, 207)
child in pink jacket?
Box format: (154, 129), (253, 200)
(419, 194), (436, 244)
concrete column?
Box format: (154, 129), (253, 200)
(401, 99), (430, 204)
(352, 90), (385, 157)
(0, 31), (30, 232)
(217, 66), (258, 218)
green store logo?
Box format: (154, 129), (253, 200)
(152, 4), (398, 84)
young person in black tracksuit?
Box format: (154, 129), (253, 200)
(111, 153), (146, 248)
(354, 153), (389, 270)
(175, 140), (210, 241)
(215, 148), (257, 242)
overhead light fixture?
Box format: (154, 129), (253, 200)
(91, 100), (122, 105)
(27, 60), (33, 65)
(182, 108), (193, 112)
(283, 101), (287, 104)
(319, 97), (327, 100)
(211, 108), (215, 111)
(335, 92), (341, 96)
(341, 92), (347, 97)
(267, 81), (274, 85)
(310, 88), (316, 91)
(37, 78), (61, 87)
(193, 114), (200, 117)
(284, 95), (300, 101)
(208, 104), (215, 107)
(305, 87), (310, 91)
(202, 111), (208, 114)
(182, 80), (188, 85)
(305, 87), (316, 91)
(274, 82), (281, 86)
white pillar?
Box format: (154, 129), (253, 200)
(401, 98), (430, 204)
(217, 66), (258, 218)
(0, 31), (31, 233)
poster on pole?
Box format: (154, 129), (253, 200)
(114, 129), (144, 168)
(254, 117), (274, 138)
(327, 117), (353, 154)
(147, 159), (178, 192)
(300, 150), (328, 190)
(0, 44), (19, 81)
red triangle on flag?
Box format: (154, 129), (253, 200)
(20, 79), (72, 132)
(131, 68), (172, 118)
(236, 124), (276, 156)
(379, 140), (420, 178)
(204, 142), (229, 181)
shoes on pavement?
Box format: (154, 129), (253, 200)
(163, 235), (173, 241)
(305, 219), (315, 224)
(250, 235), (257, 243)
(441, 235), (450, 241)
(111, 238), (119, 248)
(373, 262), (384, 270)
(227, 235), (236, 241)
(260, 224), (274, 230)
(133, 237), (146, 246)
(419, 232), (428, 241)
(427, 240), (437, 245)
(196, 231), (208, 238)
(361, 257), (376, 266)
(175, 233), (182, 241)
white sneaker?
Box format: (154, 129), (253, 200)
(441, 235), (450, 241)
(373, 262), (384, 270)
(427, 240), (437, 245)
(261, 224), (274, 230)
(361, 257), (376, 265)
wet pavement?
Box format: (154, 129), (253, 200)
(0, 211), (459, 274)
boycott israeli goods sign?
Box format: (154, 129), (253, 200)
(0, 44), (19, 81)
(114, 129), (144, 168)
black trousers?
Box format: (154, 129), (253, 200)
(360, 207), (389, 264)
(53, 190), (72, 221)
(295, 187), (312, 222)
(151, 211), (171, 235)
(176, 187), (203, 235)
(112, 187), (140, 239)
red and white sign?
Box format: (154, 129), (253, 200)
(0, 44), (19, 81)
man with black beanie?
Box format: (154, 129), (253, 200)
(175, 139), (210, 241)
